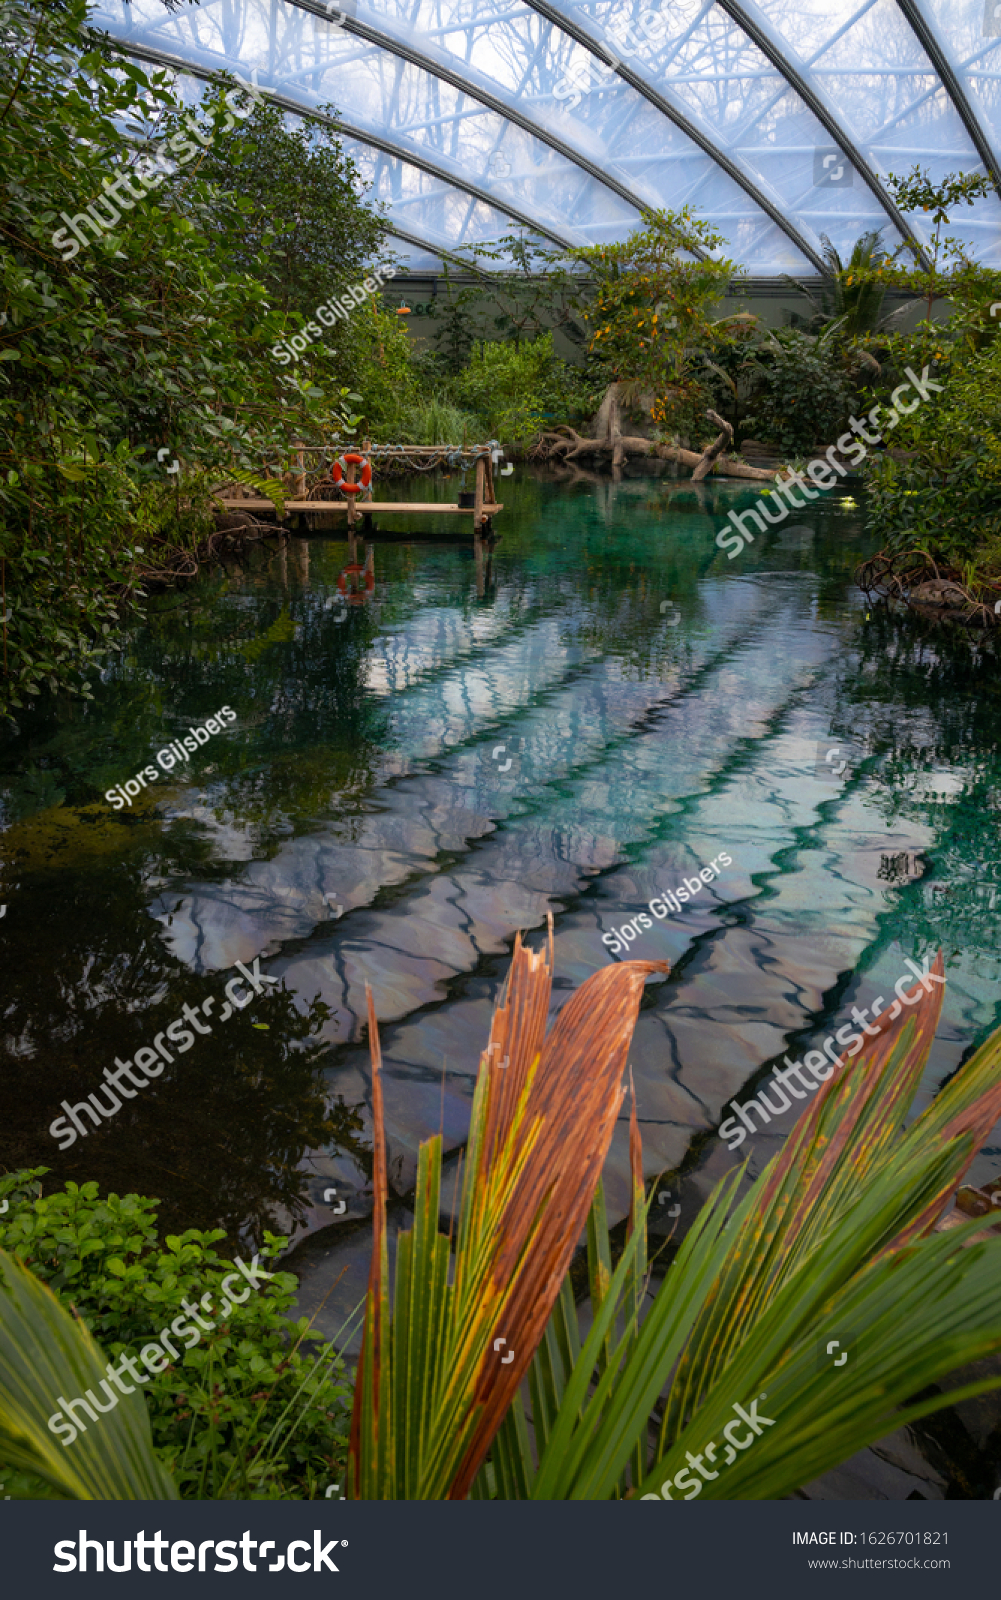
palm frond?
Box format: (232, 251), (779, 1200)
(520, 951), (1001, 1501)
(347, 926), (667, 1499)
(0, 1249), (177, 1500)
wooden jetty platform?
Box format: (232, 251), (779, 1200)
(221, 499), (504, 524)
(215, 442), (506, 538)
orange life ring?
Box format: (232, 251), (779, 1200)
(332, 453), (373, 497)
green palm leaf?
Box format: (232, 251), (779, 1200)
(521, 952), (1001, 1500)
(0, 1249), (177, 1499)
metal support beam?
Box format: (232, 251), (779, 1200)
(285, 0), (656, 226)
(102, 37), (578, 250)
(714, 0), (931, 268)
(894, 0), (1001, 194)
(522, 0), (827, 273)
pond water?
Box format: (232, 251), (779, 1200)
(2, 467), (1000, 1493)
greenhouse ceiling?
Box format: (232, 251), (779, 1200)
(97, 0), (1001, 276)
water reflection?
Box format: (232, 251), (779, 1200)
(1, 470), (999, 1259)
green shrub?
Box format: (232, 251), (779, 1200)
(740, 328), (856, 453)
(0, 1169), (352, 1499)
(864, 333), (1001, 577)
(446, 333), (597, 446)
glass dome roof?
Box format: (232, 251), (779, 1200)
(95, 0), (1001, 275)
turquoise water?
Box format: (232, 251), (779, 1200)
(2, 470), (1000, 1343)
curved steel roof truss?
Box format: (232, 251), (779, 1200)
(521, 0), (828, 274)
(894, 0), (1001, 194)
(103, 37), (579, 252)
(286, 0), (657, 227)
(105, 0), (1001, 278)
(714, 0), (932, 271)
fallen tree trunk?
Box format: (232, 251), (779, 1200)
(533, 425), (776, 481)
(531, 385), (775, 480)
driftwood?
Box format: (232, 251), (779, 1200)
(691, 409), (733, 482)
(532, 384), (775, 481)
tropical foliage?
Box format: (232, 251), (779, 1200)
(0, 1243), (177, 1500)
(863, 333), (1001, 592)
(3, 944), (1001, 1500)
(350, 946), (1001, 1500)
(790, 230), (906, 340)
(844, 170), (1001, 604)
(883, 166), (996, 341)
(0, 0), (386, 721)
(446, 334), (597, 447)
(0, 1173), (352, 1498)
(570, 208), (738, 437)
(348, 936), (667, 1499)
(734, 325), (859, 456)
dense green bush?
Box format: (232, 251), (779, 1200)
(0, 0), (391, 720)
(0, 1169), (352, 1499)
(446, 333), (595, 446)
(864, 333), (1001, 580)
(738, 328), (857, 453)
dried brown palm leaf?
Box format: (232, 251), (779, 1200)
(347, 920), (667, 1499)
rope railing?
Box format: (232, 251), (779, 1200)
(249, 441), (505, 479)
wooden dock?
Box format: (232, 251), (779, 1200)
(216, 441), (506, 538)
(221, 501), (504, 517)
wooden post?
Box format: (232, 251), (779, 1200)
(473, 455), (485, 533)
(484, 447), (496, 509)
(347, 459), (358, 530)
(294, 443), (307, 499)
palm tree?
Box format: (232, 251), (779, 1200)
(816, 230), (893, 337)
(791, 231), (918, 343)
